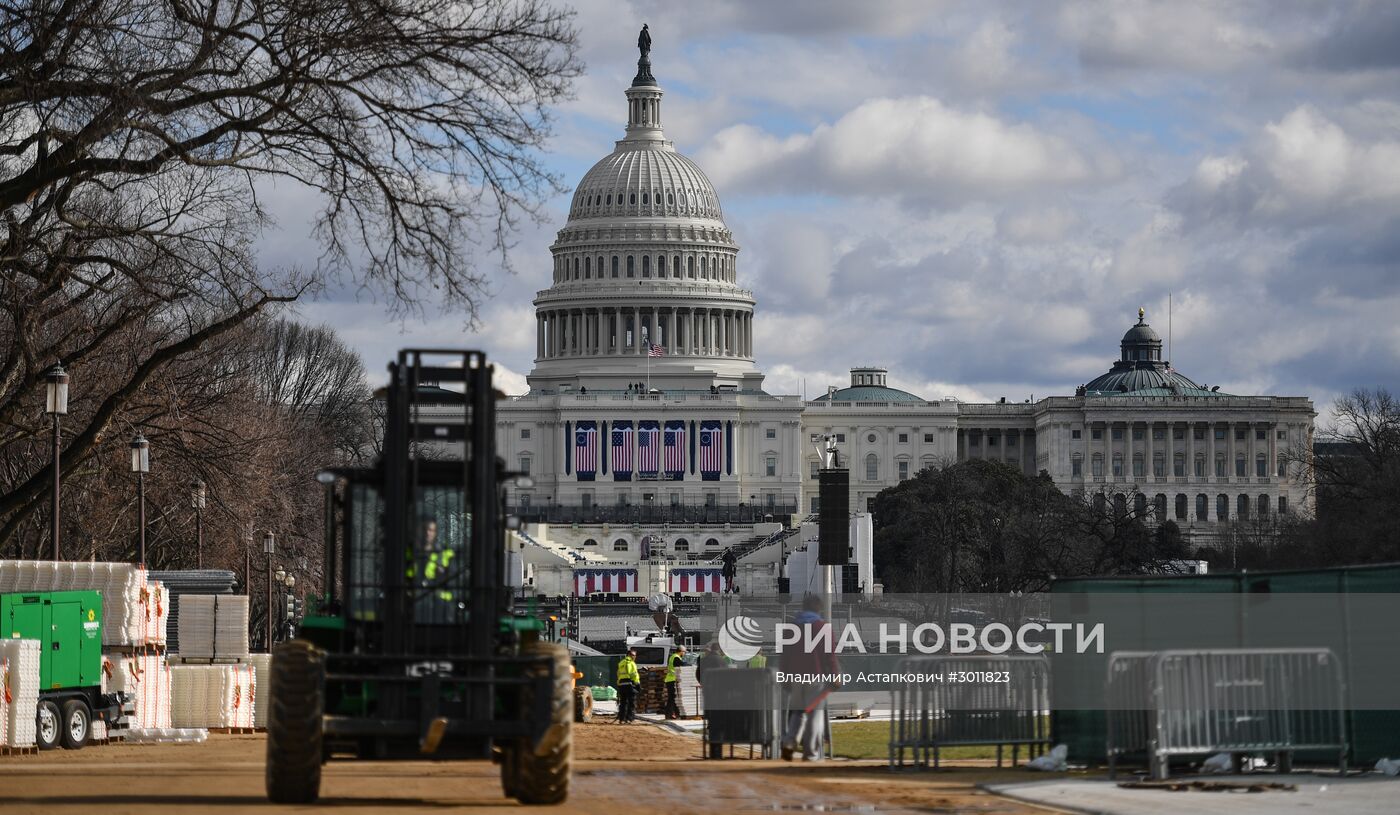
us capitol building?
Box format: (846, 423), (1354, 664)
(494, 32), (1314, 594)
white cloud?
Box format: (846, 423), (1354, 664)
(698, 96), (1119, 204)
(1173, 104), (1400, 226)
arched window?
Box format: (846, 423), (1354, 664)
(1258, 494), (1270, 516)
(1132, 455), (1144, 477)
(1091, 454), (1103, 477)
(1174, 494), (1187, 520)
(641, 192), (648, 205)
(1112, 454), (1123, 477)
(573, 257), (579, 279)
(1195, 454), (1205, 477)
(865, 453), (879, 481)
(611, 255), (619, 277)
(583, 538), (598, 547)
(1235, 453), (1246, 477)
(1196, 494), (1208, 520)
(687, 256), (695, 277)
(606, 193), (612, 205)
(1215, 454), (1226, 477)
(667, 192), (674, 206)
(673, 538), (689, 552)
(629, 192), (636, 205)
(1134, 493), (1147, 517)
(612, 539), (629, 552)
(1255, 454), (1267, 477)
(1237, 494), (1250, 519)
(1113, 493), (1127, 517)
(1278, 457), (1287, 478)
(1092, 493), (1106, 514)
(1173, 453), (1185, 477)
(585, 257), (591, 278)
(1217, 494), (1229, 521)
(1154, 493), (1167, 518)
(642, 255), (650, 277)
(704, 537), (720, 549)
(626, 255), (634, 277)
(673, 255), (681, 279)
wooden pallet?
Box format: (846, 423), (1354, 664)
(0, 745), (38, 756)
(207, 727), (257, 734)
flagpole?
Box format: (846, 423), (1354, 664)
(646, 345), (651, 393)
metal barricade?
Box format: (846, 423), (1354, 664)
(701, 668), (782, 759)
(1107, 649), (1347, 779)
(888, 655), (1051, 769)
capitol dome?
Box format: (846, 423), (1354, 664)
(569, 148), (723, 222)
(525, 35), (761, 392)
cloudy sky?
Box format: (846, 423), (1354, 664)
(272, 0), (1400, 417)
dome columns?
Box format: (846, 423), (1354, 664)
(534, 303), (753, 362)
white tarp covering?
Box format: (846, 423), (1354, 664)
(0, 639), (39, 747)
(176, 595), (249, 659)
(170, 663), (255, 729)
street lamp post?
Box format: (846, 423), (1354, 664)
(263, 532), (276, 652)
(45, 364), (69, 561)
(274, 567), (287, 644)
(191, 479), (206, 569)
(130, 434), (150, 565)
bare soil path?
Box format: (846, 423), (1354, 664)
(0, 724), (1043, 814)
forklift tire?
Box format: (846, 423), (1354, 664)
(35, 700), (62, 751)
(60, 699), (91, 750)
(509, 641), (572, 805)
(266, 640), (326, 804)
(574, 686), (594, 723)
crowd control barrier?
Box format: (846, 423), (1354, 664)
(889, 655), (1051, 769)
(1107, 648), (1347, 779)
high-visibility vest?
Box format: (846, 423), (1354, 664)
(746, 653), (768, 669)
(665, 651), (683, 683)
(407, 548), (455, 601)
(617, 657), (640, 685)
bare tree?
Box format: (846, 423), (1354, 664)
(0, 0), (579, 547)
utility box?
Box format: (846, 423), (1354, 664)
(1, 590), (104, 691)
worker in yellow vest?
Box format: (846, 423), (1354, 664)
(405, 517), (456, 619)
(746, 650), (768, 669)
(664, 644), (686, 719)
(616, 649), (640, 723)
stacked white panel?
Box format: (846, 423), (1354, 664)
(0, 561), (169, 647)
(170, 664), (256, 728)
(0, 656), (7, 745)
(177, 595), (250, 659)
(0, 639), (40, 747)
(246, 653), (272, 728)
(106, 652), (171, 729)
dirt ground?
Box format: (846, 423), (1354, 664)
(0, 723), (1046, 814)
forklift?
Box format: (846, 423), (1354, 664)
(264, 350), (571, 804)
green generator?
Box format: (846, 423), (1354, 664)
(1, 590), (129, 750)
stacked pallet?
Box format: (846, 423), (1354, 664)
(104, 652), (172, 729)
(176, 595), (249, 659)
(0, 561), (168, 647)
(0, 639), (39, 748)
(635, 666), (702, 716)
(170, 663), (255, 729)
(150, 570), (239, 653)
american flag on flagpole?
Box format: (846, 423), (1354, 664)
(648, 342), (665, 357)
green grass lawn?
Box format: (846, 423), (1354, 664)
(831, 720), (1007, 761)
